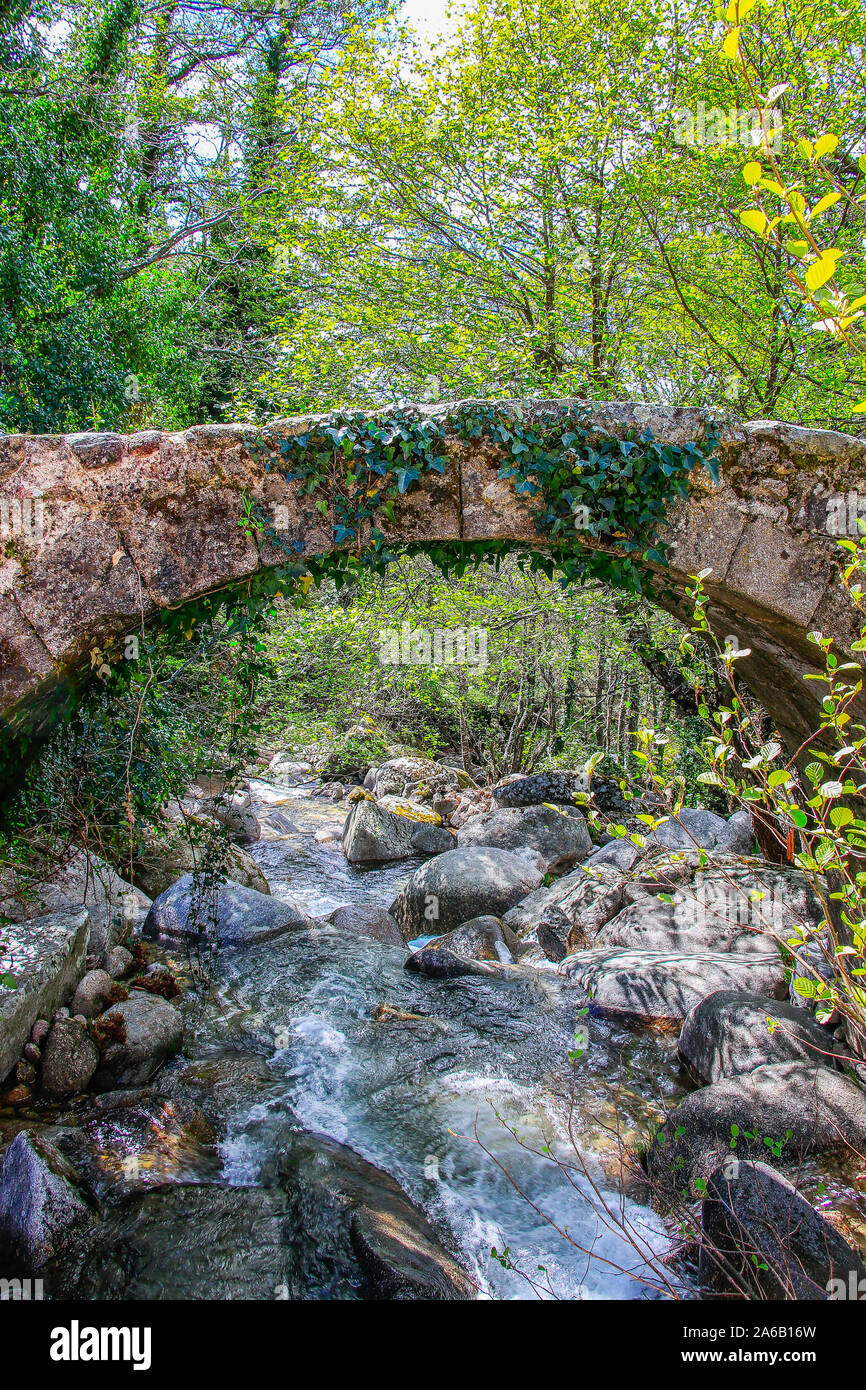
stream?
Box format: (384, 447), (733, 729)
(169, 780), (689, 1299)
(6, 780), (702, 1300)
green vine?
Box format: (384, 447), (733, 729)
(242, 402), (720, 596)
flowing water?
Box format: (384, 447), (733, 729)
(172, 780), (690, 1299)
(6, 780), (696, 1300)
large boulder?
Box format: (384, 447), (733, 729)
(713, 810), (756, 855)
(93, 995), (183, 1088)
(40, 1016), (101, 1098)
(1, 850), (149, 958)
(595, 894), (780, 956)
(342, 800), (453, 864)
(456, 803), (591, 874)
(678, 990), (837, 1083)
(700, 1160), (866, 1299)
(503, 864), (627, 938)
(645, 808), (728, 851)
(374, 757), (458, 800)
(561, 946), (786, 1025)
(491, 771), (586, 807)
(279, 1132), (475, 1300)
(390, 848), (543, 939)
(647, 1062), (866, 1194)
(0, 907), (90, 1085)
(326, 905), (406, 948)
(143, 874), (312, 947)
(130, 823), (269, 899)
(404, 916), (521, 979)
(0, 1131), (98, 1271)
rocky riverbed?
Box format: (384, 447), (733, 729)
(2, 759), (865, 1300)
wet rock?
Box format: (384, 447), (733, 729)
(103, 945), (134, 980)
(405, 916), (521, 979)
(0, 908), (90, 1085)
(679, 990), (837, 1083)
(326, 905), (405, 948)
(457, 803), (592, 874)
(40, 1017), (100, 1098)
(700, 1160), (866, 1299)
(14, 1059), (37, 1087)
(71, 968), (113, 1019)
(647, 1062), (866, 1193)
(560, 946), (786, 1025)
(65, 1182), (293, 1300)
(93, 995), (183, 1089)
(0, 1131), (98, 1271)
(143, 874), (312, 947)
(390, 847), (543, 938)
(30, 1020), (49, 1047)
(279, 1132), (475, 1299)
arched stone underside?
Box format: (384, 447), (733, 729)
(1, 401), (864, 763)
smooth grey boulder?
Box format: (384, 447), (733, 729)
(713, 810), (756, 855)
(647, 1062), (866, 1193)
(404, 916), (520, 978)
(679, 990), (836, 1083)
(143, 874), (312, 947)
(0, 908), (90, 1085)
(390, 847), (543, 938)
(409, 824), (455, 855)
(206, 796), (261, 845)
(70, 968), (113, 1019)
(561, 946), (786, 1025)
(326, 905), (405, 948)
(0, 1131), (98, 1271)
(457, 803), (591, 874)
(582, 839), (642, 872)
(40, 1016), (100, 1098)
(342, 800), (451, 863)
(93, 995), (183, 1088)
(700, 1160), (866, 1299)
(646, 808), (727, 851)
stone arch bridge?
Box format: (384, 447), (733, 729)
(1, 400), (864, 764)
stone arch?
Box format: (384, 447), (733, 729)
(1, 401), (864, 764)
